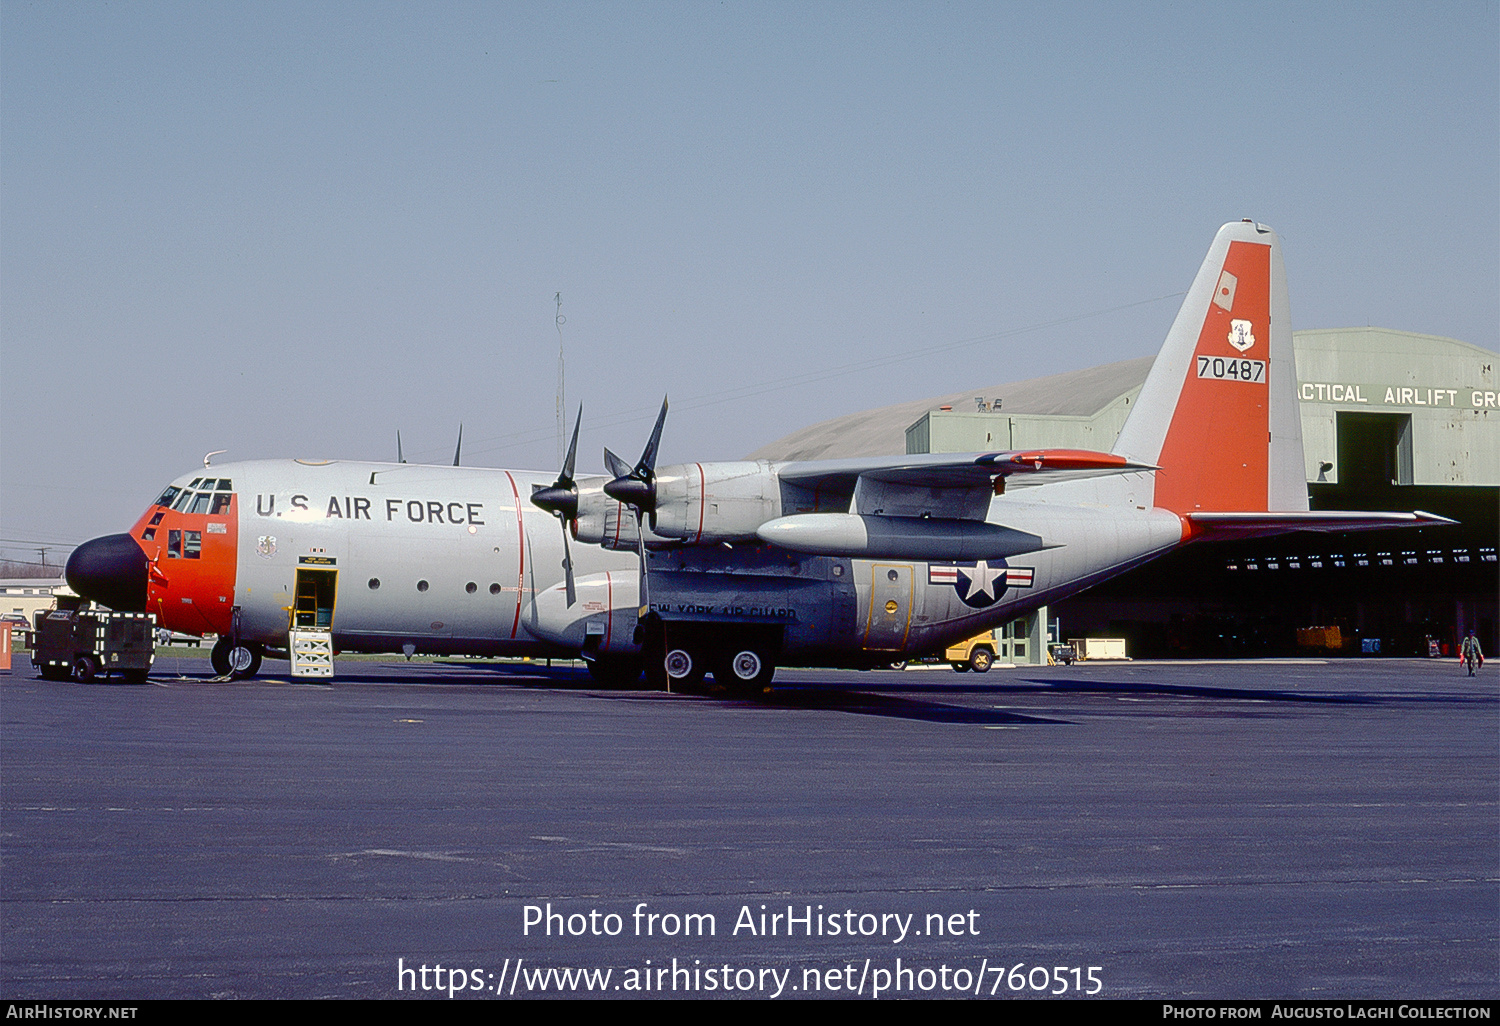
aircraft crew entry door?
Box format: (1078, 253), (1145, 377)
(292, 568), (338, 629)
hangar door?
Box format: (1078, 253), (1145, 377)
(1336, 412), (1412, 488)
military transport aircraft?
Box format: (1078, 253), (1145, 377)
(66, 221), (1449, 687)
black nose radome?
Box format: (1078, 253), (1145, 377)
(66, 534), (148, 612)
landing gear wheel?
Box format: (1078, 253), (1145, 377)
(664, 648), (706, 688)
(586, 656), (643, 688)
(969, 647), (994, 673)
(211, 638), (263, 679)
(70, 656), (98, 683)
(721, 648), (775, 693)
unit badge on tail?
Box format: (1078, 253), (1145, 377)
(1228, 319), (1256, 352)
(928, 562), (1034, 608)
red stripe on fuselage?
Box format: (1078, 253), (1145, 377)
(695, 463), (706, 544)
(504, 472), (525, 639)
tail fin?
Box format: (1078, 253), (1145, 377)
(1113, 220), (1306, 513)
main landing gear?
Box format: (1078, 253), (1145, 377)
(210, 637), (263, 679)
(645, 618), (779, 695)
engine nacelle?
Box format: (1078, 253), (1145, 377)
(571, 479), (647, 550)
(649, 461), (783, 544)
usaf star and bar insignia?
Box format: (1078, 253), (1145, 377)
(928, 562), (1034, 608)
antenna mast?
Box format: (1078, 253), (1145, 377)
(555, 292), (566, 467)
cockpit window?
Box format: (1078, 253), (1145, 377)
(172, 490), (195, 512)
(188, 478), (203, 489)
(210, 494), (232, 515)
(156, 486), (182, 508)
(214, 479), (232, 491)
(188, 493), (212, 515)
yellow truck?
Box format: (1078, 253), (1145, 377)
(945, 630), (997, 673)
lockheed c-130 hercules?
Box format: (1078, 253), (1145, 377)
(65, 221), (1450, 688)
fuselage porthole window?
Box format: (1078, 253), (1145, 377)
(417, 580), (429, 593)
(368, 578), (380, 590)
(489, 583), (501, 595)
(466, 582), (477, 594)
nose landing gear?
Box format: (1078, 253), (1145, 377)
(210, 637), (263, 679)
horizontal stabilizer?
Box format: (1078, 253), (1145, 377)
(1185, 510), (1457, 541)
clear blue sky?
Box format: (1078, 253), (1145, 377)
(3, 1), (1496, 560)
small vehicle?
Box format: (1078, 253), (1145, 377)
(946, 630), (997, 673)
(31, 608), (156, 683)
(1050, 643), (1077, 665)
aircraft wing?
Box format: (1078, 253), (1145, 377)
(778, 449), (1151, 489)
(774, 449), (1152, 521)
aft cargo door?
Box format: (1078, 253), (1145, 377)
(863, 563), (914, 651)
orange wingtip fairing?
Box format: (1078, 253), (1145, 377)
(1003, 449), (1133, 472)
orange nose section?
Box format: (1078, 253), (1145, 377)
(128, 495), (240, 635)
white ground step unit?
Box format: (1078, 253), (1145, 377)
(289, 629), (334, 677)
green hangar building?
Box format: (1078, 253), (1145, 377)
(749, 329), (1497, 659)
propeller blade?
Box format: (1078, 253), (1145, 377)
(397, 431), (406, 464)
(603, 447), (631, 480)
(636, 397), (668, 477)
(530, 406), (584, 520)
(603, 397), (669, 512)
(528, 405), (585, 607)
(560, 404), (582, 484)
(453, 424), (463, 467)
(633, 510), (649, 613)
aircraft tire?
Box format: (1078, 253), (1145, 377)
(232, 644), (264, 679)
(721, 648), (775, 693)
(664, 648), (707, 688)
(212, 638), (263, 679)
(70, 656), (98, 683)
(969, 647), (994, 673)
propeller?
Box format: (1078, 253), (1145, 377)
(453, 424), (463, 467)
(602, 397), (668, 613)
(530, 406), (583, 606)
(603, 397), (668, 518)
(396, 431), (406, 464)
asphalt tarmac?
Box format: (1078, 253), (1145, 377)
(2, 654), (1495, 1000)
